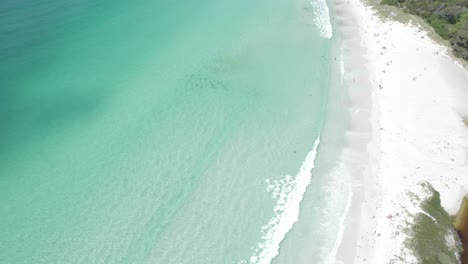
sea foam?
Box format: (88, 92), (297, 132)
(322, 163), (353, 264)
(310, 0), (333, 39)
(242, 137), (321, 264)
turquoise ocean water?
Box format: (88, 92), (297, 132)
(0, 0), (342, 263)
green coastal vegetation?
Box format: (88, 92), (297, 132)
(381, 0), (468, 60)
(392, 183), (462, 263)
(404, 184), (462, 263)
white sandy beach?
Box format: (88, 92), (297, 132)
(333, 0), (468, 263)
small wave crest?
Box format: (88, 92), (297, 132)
(322, 163), (353, 264)
(242, 137), (321, 264)
(310, 0), (333, 39)
(339, 54), (345, 78)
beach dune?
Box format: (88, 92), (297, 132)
(333, 0), (468, 262)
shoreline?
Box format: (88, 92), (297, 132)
(333, 0), (468, 262)
(332, 0), (380, 262)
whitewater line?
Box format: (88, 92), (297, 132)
(310, 0), (333, 39)
(242, 136), (321, 264)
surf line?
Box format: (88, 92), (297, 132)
(244, 135), (321, 264)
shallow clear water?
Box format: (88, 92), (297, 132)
(0, 0), (333, 263)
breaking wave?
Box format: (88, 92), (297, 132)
(310, 0), (333, 39)
(242, 136), (321, 264)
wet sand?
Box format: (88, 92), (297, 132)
(332, 0), (468, 262)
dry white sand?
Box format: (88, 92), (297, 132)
(332, 0), (468, 263)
